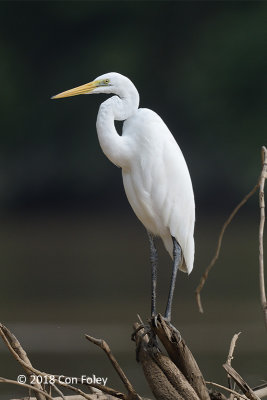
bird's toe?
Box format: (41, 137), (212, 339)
(162, 317), (182, 342)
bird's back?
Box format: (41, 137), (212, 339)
(121, 108), (195, 273)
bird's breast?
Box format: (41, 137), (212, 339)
(122, 168), (163, 236)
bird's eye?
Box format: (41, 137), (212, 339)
(104, 79), (110, 85)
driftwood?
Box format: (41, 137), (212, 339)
(132, 314), (209, 400)
(222, 364), (261, 400)
(1, 316), (266, 400)
(0, 322), (137, 400)
(150, 315), (210, 400)
(85, 334), (141, 400)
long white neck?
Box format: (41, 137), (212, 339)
(96, 84), (139, 168)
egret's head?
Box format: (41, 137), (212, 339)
(51, 72), (128, 99)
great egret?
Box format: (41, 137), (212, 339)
(52, 72), (195, 322)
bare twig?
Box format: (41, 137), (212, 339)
(223, 364), (261, 400)
(54, 382), (98, 400)
(0, 324), (47, 376)
(195, 144), (267, 314)
(259, 146), (267, 330)
(77, 379), (124, 399)
(226, 332), (241, 366)
(0, 324), (47, 400)
(51, 384), (67, 400)
(226, 332), (241, 393)
(253, 383), (267, 399)
(206, 381), (249, 400)
(85, 334), (141, 400)
(0, 324), (119, 400)
(11, 397), (87, 400)
(0, 377), (53, 400)
(195, 181), (259, 313)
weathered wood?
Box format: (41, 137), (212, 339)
(208, 392), (227, 400)
(11, 396), (116, 400)
(223, 363), (261, 400)
(150, 315), (210, 400)
(85, 334), (142, 400)
(133, 322), (201, 400)
(0, 324), (46, 400)
(259, 146), (267, 331)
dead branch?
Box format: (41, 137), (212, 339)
(195, 182), (259, 313)
(208, 391), (228, 400)
(1, 317), (266, 400)
(0, 323), (129, 400)
(253, 383), (267, 399)
(11, 397), (116, 400)
(196, 146), (267, 314)
(85, 335), (140, 400)
(206, 381), (249, 400)
(223, 364), (261, 400)
(226, 332), (241, 393)
(0, 324), (47, 400)
(150, 314), (210, 400)
(53, 383), (95, 400)
(226, 332), (241, 367)
(0, 377), (53, 400)
(11, 397), (84, 400)
(51, 384), (67, 400)
(10, 396), (124, 400)
(54, 375), (121, 400)
(0, 324), (45, 376)
(133, 321), (200, 400)
(259, 146), (267, 330)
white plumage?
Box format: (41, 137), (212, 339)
(52, 72), (195, 320)
(121, 108), (195, 273)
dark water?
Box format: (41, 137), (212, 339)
(0, 212), (266, 399)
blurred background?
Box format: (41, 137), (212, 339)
(0, 1), (266, 398)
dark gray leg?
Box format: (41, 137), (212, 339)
(164, 237), (182, 322)
(147, 231), (158, 317)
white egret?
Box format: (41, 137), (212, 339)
(52, 72), (195, 322)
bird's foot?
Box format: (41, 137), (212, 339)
(147, 329), (159, 356)
(162, 317), (182, 342)
(150, 314), (159, 328)
(132, 321), (160, 362)
(131, 323), (149, 342)
(131, 313), (159, 341)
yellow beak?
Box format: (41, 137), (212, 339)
(51, 80), (98, 99)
